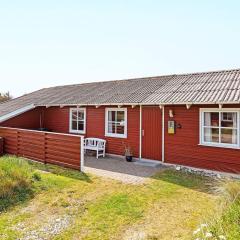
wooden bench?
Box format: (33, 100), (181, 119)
(84, 138), (106, 159)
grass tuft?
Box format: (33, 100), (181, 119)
(194, 179), (240, 240)
(212, 179), (240, 239)
(0, 156), (35, 211)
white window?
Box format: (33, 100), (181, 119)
(200, 109), (240, 148)
(69, 108), (86, 134)
(105, 108), (127, 138)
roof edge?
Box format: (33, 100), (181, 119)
(36, 101), (240, 108)
(0, 104), (35, 123)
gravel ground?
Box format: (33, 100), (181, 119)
(17, 215), (71, 240)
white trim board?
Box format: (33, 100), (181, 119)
(105, 107), (127, 138)
(69, 108), (86, 134)
(0, 104), (35, 123)
(199, 108), (240, 149)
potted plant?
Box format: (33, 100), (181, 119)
(124, 145), (133, 162)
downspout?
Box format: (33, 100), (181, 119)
(40, 109), (45, 129)
(162, 106), (165, 162)
(139, 105), (142, 160)
(40, 111), (42, 129)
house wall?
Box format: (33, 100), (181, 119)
(164, 104), (240, 173)
(43, 106), (140, 157)
(1, 108), (43, 129)
(43, 107), (70, 133)
(1, 104), (240, 173)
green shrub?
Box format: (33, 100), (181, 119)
(32, 172), (41, 181)
(0, 156), (36, 211)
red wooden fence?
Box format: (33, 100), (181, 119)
(0, 127), (84, 171)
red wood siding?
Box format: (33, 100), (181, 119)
(1, 108), (43, 129)
(43, 106), (140, 157)
(86, 106), (140, 157)
(164, 105), (240, 173)
(43, 107), (70, 133)
(142, 106), (162, 160)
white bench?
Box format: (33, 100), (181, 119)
(84, 138), (106, 159)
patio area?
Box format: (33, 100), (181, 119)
(84, 155), (166, 184)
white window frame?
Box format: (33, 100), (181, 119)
(199, 108), (240, 149)
(69, 108), (86, 134)
(105, 108), (127, 138)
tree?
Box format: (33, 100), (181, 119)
(0, 92), (12, 103)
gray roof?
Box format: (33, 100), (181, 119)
(1, 68), (240, 120)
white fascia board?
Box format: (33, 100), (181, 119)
(0, 104), (35, 123)
(35, 101), (240, 108)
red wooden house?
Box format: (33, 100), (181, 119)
(1, 69), (240, 173)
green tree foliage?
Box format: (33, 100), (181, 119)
(0, 92), (12, 103)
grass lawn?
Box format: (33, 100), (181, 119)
(0, 156), (219, 240)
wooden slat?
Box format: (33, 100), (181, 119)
(0, 129), (18, 135)
(46, 139), (80, 149)
(18, 133), (45, 141)
(46, 148), (80, 160)
(45, 144), (80, 155)
(45, 134), (80, 143)
(18, 146), (45, 155)
(4, 139), (18, 145)
(18, 130), (45, 137)
(18, 140), (44, 148)
(18, 151), (45, 161)
(46, 153), (80, 165)
(18, 138), (45, 146)
(46, 158), (80, 169)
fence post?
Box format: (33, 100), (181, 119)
(16, 130), (20, 156)
(80, 136), (84, 172)
(44, 132), (46, 164)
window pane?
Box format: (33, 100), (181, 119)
(78, 111), (84, 120)
(108, 111), (116, 121)
(72, 121), (77, 130)
(116, 123), (124, 134)
(204, 127), (219, 143)
(117, 111), (125, 122)
(204, 112), (219, 127)
(221, 128), (237, 144)
(221, 112), (237, 128)
(72, 111), (77, 121)
(108, 122), (116, 134)
(78, 121), (84, 131)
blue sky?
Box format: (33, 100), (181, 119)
(1, 1), (240, 97)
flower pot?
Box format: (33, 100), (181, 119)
(126, 155), (133, 162)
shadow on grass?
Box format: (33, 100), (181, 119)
(28, 160), (92, 183)
(151, 169), (216, 194)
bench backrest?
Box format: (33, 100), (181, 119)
(85, 138), (106, 148)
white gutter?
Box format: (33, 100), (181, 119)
(35, 101), (240, 108)
(139, 105), (142, 160)
(162, 105), (165, 162)
(0, 104), (35, 123)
